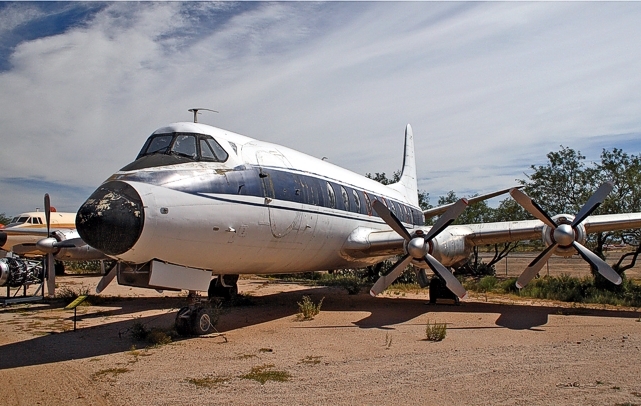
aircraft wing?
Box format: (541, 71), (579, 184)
(0, 228), (50, 252)
(342, 213), (641, 261)
(465, 213), (641, 246)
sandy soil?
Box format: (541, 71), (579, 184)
(1, 264), (641, 406)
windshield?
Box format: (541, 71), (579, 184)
(6, 216), (30, 227)
(136, 132), (229, 162)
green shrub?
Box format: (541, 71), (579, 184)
(425, 320), (447, 341)
(297, 295), (324, 320)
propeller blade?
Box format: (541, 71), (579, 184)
(509, 188), (556, 228)
(515, 243), (557, 289)
(372, 200), (411, 241)
(96, 262), (119, 294)
(44, 194), (51, 238)
(423, 254), (466, 298)
(370, 255), (413, 296)
(424, 198), (468, 241)
(571, 181), (614, 227)
(46, 253), (55, 297)
(572, 241), (622, 285)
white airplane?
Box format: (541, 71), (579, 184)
(74, 113), (641, 334)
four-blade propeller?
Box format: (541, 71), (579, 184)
(370, 198), (468, 298)
(509, 182), (622, 289)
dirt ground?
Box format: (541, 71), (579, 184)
(1, 256), (641, 406)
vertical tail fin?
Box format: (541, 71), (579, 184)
(388, 124), (419, 207)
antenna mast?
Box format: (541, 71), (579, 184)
(188, 108), (218, 123)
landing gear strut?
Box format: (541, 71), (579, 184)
(175, 291), (218, 336)
(429, 276), (460, 305)
(208, 274), (239, 300)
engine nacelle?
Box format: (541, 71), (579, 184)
(410, 227), (473, 269)
(0, 257), (44, 287)
(542, 214), (586, 256)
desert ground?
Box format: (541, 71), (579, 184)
(1, 253), (641, 406)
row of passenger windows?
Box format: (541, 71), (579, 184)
(263, 169), (422, 225)
(325, 181), (420, 225)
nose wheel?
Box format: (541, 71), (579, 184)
(175, 291), (219, 336)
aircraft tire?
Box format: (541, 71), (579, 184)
(54, 261), (65, 276)
(175, 306), (192, 336)
(191, 307), (215, 335)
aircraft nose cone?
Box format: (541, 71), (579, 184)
(76, 181), (144, 256)
(0, 231), (7, 249)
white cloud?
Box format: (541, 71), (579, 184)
(0, 2), (640, 215)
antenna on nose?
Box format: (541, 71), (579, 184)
(188, 108), (218, 123)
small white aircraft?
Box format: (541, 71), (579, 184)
(73, 112), (641, 334)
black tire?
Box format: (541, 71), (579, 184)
(207, 277), (219, 299)
(223, 284), (238, 301)
(191, 307), (215, 335)
(175, 306), (192, 336)
(54, 261), (65, 276)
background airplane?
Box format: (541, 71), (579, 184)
(71, 115), (641, 335)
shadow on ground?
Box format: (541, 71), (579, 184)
(1, 283), (639, 370)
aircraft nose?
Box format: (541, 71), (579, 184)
(0, 231), (6, 249)
(76, 181), (145, 256)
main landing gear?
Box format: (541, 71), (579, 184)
(428, 276), (460, 305)
(207, 274), (239, 301)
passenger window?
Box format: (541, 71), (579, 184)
(363, 193), (372, 215)
(173, 135), (197, 158)
(352, 190), (361, 213)
(326, 182), (336, 208)
(340, 186), (349, 211)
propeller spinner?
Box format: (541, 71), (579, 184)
(370, 199), (468, 298)
(509, 182), (622, 289)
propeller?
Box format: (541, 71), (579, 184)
(370, 198), (468, 298)
(96, 261), (118, 294)
(510, 181), (621, 289)
(44, 194), (55, 298)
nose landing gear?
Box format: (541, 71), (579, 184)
(175, 291), (220, 336)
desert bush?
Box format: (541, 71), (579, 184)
(297, 295), (324, 320)
(425, 320), (447, 341)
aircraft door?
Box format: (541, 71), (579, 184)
(256, 150), (301, 239)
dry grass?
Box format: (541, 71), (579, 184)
(240, 364), (291, 384)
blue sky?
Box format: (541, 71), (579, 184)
(1, 2), (640, 216)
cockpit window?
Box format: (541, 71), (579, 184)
(145, 135), (173, 155)
(6, 216), (30, 227)
(201, 138), (229, 162)
(172, 135), (197, 159)
(136, 132), (229, 163)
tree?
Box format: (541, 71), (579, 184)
(519, 146), (599, 215)
(595, 148), (641, 272)
(0, 212), (11, 226)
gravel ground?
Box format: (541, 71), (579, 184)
(1, 269), (641, 406)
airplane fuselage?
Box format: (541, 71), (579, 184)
(77, 122), (424, 275)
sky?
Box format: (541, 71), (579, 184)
(1, 1), (641, 216)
